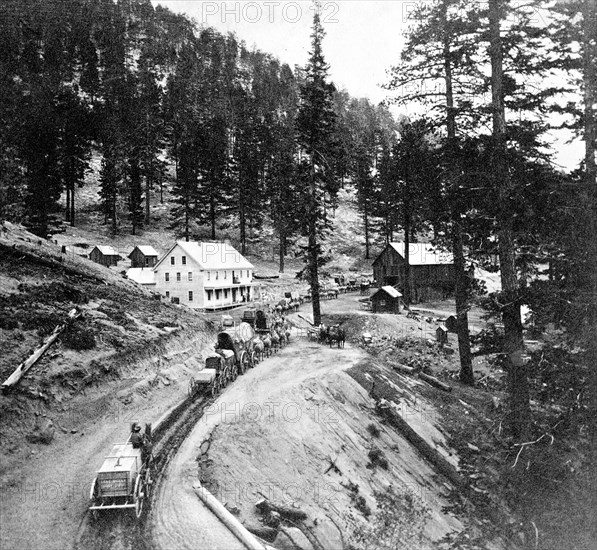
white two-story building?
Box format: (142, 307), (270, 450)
(153, 241), (254, 310)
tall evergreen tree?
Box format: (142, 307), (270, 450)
(296, 5), (339, 326)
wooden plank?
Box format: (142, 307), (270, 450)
(2, 308), (80, 392)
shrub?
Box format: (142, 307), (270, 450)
(367, 423), (381, 437)
(62, 325), (95, 350)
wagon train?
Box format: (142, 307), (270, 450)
(254, 309), (291, 356)
(89, 423), (152, 519)
(188, 319), (266, 397)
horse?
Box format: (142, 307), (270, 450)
(318, 324), (330, 344)
(270, 330), (280, 352)
(327, 326), (346, 348)
(262, 334), (272, 357)
(252, 336), (265, 362)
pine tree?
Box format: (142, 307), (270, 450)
(296, 5), (339, 326)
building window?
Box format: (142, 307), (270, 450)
(182, 256), (186, 265)
(165, 291), (170, 298)
(170, 256), (175, 265)
(145, 258), (150, 267)
(165, 273), (170, 282)
(188, 272), (193, 281)
(216, 289), (221, 300)
(224, 271), (227, 279)
(207, 290), (213, 301)
(224, 289), (229, 298)
(188, 291), (193, 302)
(207, 271), (211, 281)
(176, 272), (181, 282)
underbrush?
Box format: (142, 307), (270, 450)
(347, 487), (431, 550)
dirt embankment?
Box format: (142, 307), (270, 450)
(0, 222), (222, 550)
(155, 325), (506, 550)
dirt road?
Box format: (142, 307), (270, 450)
(147, 330), (369, 550)
(1, 295), (465, 550)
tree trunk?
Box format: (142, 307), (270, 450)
(145, 171), (151, 224)
(442, 5), (474, 385)
(364, 202), (370, 259)
(279, 226), (285, 273)
(70, 178), (75, 227)
(403, 168), (411, 305)
(583, 0), (597, 308)
(453, 222), (473, 384)
(111, 190), (117, 236)
(239, 181), (247, 255)
(65, 185), (71, 223)
(309, 159), (322, 326)
(210, 180), (216, 240)
(489, 0), (529, 441)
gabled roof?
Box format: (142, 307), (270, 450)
(387, 242), (453, 265)
(126, 268), (156, 285)
(93, 245), (119, 256)
(371, 286), (403, 299)
(154, 241), (254, 270)
(129, 245), (158, 258)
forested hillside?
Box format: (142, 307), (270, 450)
(0, 0), (404, 263)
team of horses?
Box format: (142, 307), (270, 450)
(316, 324), (346, 348)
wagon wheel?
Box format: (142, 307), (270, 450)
(134, 473), (146, 519)
(250, 351), (257, 368)
(144, 466), (152, 499)
(241, 351), (250, 373)
(210, 379), (218, 397)
(188, 377), (196, 398)
(89, 478), (99, 520)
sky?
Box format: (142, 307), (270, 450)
(152, 0), (583, 172)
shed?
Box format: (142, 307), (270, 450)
(128, 245), (159, 268)
(436, 326), (449, 345)
(370, 286), (403, 314)
(89, 246), (121, 267)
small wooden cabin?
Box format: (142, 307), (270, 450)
(436, 325), (449, 344)
(89, 245), (121, 267)
(372, 242), (455, 303)
(370, 286), (402, 314)
(128, 245), (159, 268)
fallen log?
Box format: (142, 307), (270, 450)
(418, 372), (452, 392)
(388, 362), (416, 375)
(194, 484), (266, 550)
(256, 494), (308, 521)
(377, 403), (463, 488)
(2, 308), (81, 392)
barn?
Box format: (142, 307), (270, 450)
(372, 242), (454, 303)
(370, 286), (402, 314)
(128, 245), (159, 268)
(89, 245), (121, 267)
